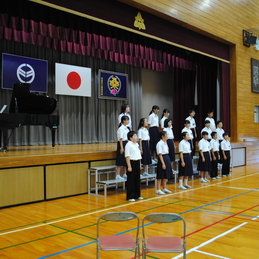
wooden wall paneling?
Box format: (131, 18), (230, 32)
(0, 166), (44, 207)
(46, 163), (88, 199)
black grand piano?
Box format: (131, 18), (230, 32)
(0, 83), (59, 151)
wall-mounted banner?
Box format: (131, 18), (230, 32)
(55, 63), (91, 97)
(98, 70), (127, 100)
(2, 53), (48, 92)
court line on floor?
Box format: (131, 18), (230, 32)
(1, 171), (259, 237)
(218, 186), (259, 191)
(171, 222), (247, 259)
(194, 249), (231, 258)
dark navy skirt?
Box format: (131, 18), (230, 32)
(167, 139), (175, 161)
(157, 154), (173, 179)
(197, 151), (211, 172)
(141, 140), (152, 165)
(116, 140), (128, 166)
(149, 127), (159, 152)
(179, 153), (193, 176)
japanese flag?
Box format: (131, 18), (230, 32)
(55, 63), (91, 97)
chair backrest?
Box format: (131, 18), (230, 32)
(142, 213), (186, 239)
(144, 213), (185, 223)
(97, 211), (140, 239)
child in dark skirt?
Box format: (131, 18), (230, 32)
(221, 133), (231, 176)
(163, 119), (175, 166)
(137, 118), (152, 176)
(197, 131), (212, 182)
(148, 105), (160, 161)
(116, 115), (129, 180)
(156, 131), (173, 194)
(178, 132), (193, 189)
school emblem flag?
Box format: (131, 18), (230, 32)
(55, 63), (91, 97)
(98, 70), (127, 100)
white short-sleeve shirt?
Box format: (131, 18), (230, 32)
(198, 138), (211, 152)
(221, 139), (231, 151)
(137, 127), (150, 141)
(179, 140), (191, 153)
(163, 127), (174, 139)
(215, 128), (225, 140)
(118, 113), (132, 128)
(201, 127), (212, 139)
(160, 116), (167, 129)
(205, 117), (216, 131)
(210, 139), (219, 152)
(185, 116), (196, 129)
(181, 127), (193, 140)
(117, 125), (129, 141)
(125, 141), (142, 160)
(156, 139), (169, 155)
(148, 113), (159, 127)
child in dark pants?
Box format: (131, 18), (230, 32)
(210, 132), (221, 179)
(221, 133), (231, 176)
(125, 131), (143, 202)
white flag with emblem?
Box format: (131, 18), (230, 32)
(55, 63), (91, 97)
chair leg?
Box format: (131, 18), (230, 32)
(96, 242), (99, 259)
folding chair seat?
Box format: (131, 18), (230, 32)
(96, 211), (140, 259)
(142, 213), (186, 259)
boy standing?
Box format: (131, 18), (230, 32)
(125, 131), (143, 201)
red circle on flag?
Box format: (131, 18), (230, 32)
(67, 71), (81, 90)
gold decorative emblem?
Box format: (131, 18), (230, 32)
(108, 76), (121, 96)
(134, 12), (146, 30)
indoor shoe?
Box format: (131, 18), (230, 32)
(204, 178), (210, 182)
(200, 179), (207, 183)
(143, 172), (150, 176)
(116, 175), (124, 180)
(222, 175), (226, 177)
(138, 197), (144, 200)
(184, 185), (192, 188)
(178, 186), (186, 190)
(156, 190), (165, 194)
(123, 174), (127, 179)
(211, 177), (216, 180)
(162, 188), (172, 193)
(128, 199), (135, 202)
(216, 176), (221, 178)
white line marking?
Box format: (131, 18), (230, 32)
(0, 172), (258, 236)
(218, 186), (259, 191)
(171, 222), (247, 259)
(252, 215), (259, 220)
(195, 249), (231, 258)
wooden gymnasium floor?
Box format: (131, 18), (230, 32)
(0, 158), (259, 258)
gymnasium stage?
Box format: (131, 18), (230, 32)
(0, 141), (259, 208)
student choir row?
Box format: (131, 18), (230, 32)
(116, 104), (231, 202)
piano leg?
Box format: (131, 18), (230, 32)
(49, 126), (58, 148)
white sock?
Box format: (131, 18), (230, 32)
(179, 180), (183, 187)
(184, 179), (188, 186)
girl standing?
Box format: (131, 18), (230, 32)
(163, 119), (175, 165)
(185, 109), (197, 156)
(137, 118), (152, 176)
(116, 115), (129, 180)
(178, 132), (193, 189)
(148, 105), (160, 161)
(197, 131), (212, 182)
(156, 131), (173, 194)
(160, 109), (170, 130)
(118, 104), (132, 130)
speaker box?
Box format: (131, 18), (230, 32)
(246, 35), (257, 45)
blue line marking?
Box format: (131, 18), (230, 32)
(38, 188), (259, 258)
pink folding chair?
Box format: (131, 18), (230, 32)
(96, 211), (140, 258)
(142, 213), (186, 258)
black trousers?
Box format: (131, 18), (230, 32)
(222, 150), (230, 175)
(126, 160), (141, 200)
(210, 151), (219, 178)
